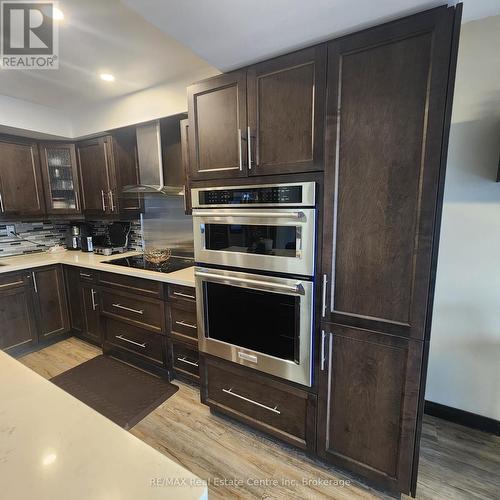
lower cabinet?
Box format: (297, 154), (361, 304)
(31, 265), (70, 340)
(170, 340), (199, 383)
(317, 324), (424, 495)
(65, 266), (102, 345)
(201, 355), (317, 452)
(0, 272), (37, 352)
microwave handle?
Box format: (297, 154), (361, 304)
(195, 270), (305, 295)
(192, 210), (305, 219)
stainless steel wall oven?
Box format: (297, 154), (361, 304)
(192, 182), (317, 387)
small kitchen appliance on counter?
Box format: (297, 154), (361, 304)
(66, 224), (81, 250)
(93, 222), (130, 256)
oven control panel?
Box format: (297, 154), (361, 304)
(192, 182), (315, 208)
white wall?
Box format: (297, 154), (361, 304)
(426, 15), (500, 420)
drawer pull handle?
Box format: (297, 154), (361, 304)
(176, 356), (199, 367)
(222, 388), (281, 415)
(115, 335), (146, 348)
(112, 303), (144, 315)
(80, 273), (92, 278)
(175, 320), (197, 329)
(173, 291), (195, 300)
(0, 280), (23, 288)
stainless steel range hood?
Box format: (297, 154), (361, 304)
(122, 120), (184, 196)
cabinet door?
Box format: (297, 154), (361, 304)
(317, 325), (424, 496)
(0, 139), (45, 216)
(179, 118), (191, 214)
(39, 143), (81, 215)
(321, 7), (455, 340)
(32, 265), (69, 340)
(64, 266), (83, 334)
(76, 137), (112, 215)
(247, 45), (326, 175)
(80, 284), (102, 345)
(187, 71), (247, 180)
(0, 273), (37, 352)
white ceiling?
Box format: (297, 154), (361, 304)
(0, 0), (215, 112)
(123, 0), (500, 71)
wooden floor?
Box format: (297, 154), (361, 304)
(20, 338), (500, 500)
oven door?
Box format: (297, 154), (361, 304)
(192, 208), (315, 276)
(195, 267), (313, 387)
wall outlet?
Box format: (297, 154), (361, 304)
(6, 225), (16, 236)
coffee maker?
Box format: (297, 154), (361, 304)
(66, 224), (81, 250)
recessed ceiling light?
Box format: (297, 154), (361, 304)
(53, 7), (64, 20)
(100, 73), (115, 82)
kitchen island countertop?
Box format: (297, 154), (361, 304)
(0, 350), (207, 500)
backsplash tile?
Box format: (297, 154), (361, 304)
(0, 219), (143, 258)
(0, 221), (69, 257)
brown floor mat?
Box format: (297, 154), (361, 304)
(51, 355), (178, 429)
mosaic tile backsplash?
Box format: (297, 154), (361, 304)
(0, 219), (143, 258)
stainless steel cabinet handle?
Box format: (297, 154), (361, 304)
(173, 291), (195, 300)
(247, 126), (252, 169)
(237, 128), (243, 171)
(321, 274), (328, 318)
(320, 330), (326, 371)
(176, 356), (199, 368)
(80, 272), (92, 278)
(109, 190), (115, 212)
(0, 280), (23, 288)
(193, 210), (305, 219)
(0, 192), (4, 213)
(91, 288), (98, 310)
(31, 272), (38, 293)
(112, 303), (144, 315)
(115, 335), (146, 348)
(175, 320), (197, 329)
(195, 270), (305, 295)
(222, 388), (281, 415)
(101, 190), (107, 211)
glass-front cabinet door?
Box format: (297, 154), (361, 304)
(39, 143), (81, 214)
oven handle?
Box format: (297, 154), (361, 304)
(192, 210), (305, 219)
(195, 270), (305, 295)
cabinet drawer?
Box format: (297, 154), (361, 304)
(0, 272), (27, 291)
(104, 318), (164, 365)
(77, 268), (98, 283)
(171, 341), (199, 381)
(99, 271), (163, 298)
(170, 306), (197, 345)
(203, 358), (316, 451)
(101, 290), (164, 333)
(168, 284), (196, 308)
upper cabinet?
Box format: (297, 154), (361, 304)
(188, 71), (247, 180)
(76, 129), (141, 217)
(187, 46), (326, 181)
(39, 142), (81, 215)
(0, 137), (45, 217)
(247, 45), (326, 176)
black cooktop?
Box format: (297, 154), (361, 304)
(104, 255), (194, 274)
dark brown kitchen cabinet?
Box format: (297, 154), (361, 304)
(0, 137), (45, 217)
(76, 129), (141, 217)
(319, 5), (459, 497)
(31, 265), (70, 340)
(64, 266), (101, 345)
(188, 71), (248, 180)
(246, 45), (326, 175)
(317, 325), (424, 496)
(39, 142), (81, 215)
(0, 272), (37, 352)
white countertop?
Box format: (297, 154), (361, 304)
(0, 250), (195, 287)
(0, 351), (207, 500)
